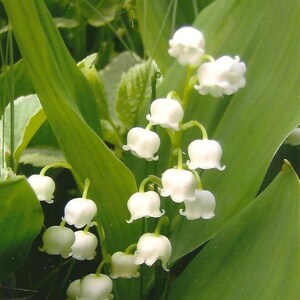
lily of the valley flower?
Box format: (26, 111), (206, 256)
(180, 189), (216, 220)
(78, 273), (113, 300)
(146, 98), (184, 130)
(66, 279), (81, 300)
(71, 230), (98, 260)
(27, 174), (55, 203)
(195, 55), (246, 97)
(64, 197), (97, 228)
(39, 225), (75, 258)
(161, 168), (197, 202)
(123, 127), (160, 161)
(187, 139), (225, 170)
(135, 233), (171, 271)
(127, 191), (165, 223)
(110, 251), (140, 279)
(168, 26), (205, 66)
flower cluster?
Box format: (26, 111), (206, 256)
(121, 26), (246, 275)
(169, 26), (246, 97)
(30, 175), (99, 261)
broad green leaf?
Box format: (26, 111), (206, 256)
(116, 59), (159, 130)
(100, 51), (141, 123)
(1, 94), (46, 168)
(169, 161), (300, 299)
(0, 60), (34, 117)
(0, 176), (43, 281)
(2, 1), (140, 297)
(153, 0), (300, 263)
(136, 0), (215, 74)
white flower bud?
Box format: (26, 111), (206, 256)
(168, 26), (205, 66)
(40, 225), (75, 258)
(71, 231), (98, 260)
(161, 168), (197, 203)
(146, 98), (184, 130)
(187, 139), (225, 170)
(127, 191), (165, 223)
(64, 197), (97, 229)
(123, 127), (160, 161)
(66, 279), (81, 300)
(135, 233), (171, 271)
(284, 127), (300, 146)
(27, 174), (55, 203)
(179, 189), (216, 220)
(195, 56), (246, 97)
(78, 273), (113, 300)
(110, 251), (140, 279)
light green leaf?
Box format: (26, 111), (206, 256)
(169, 161), (300, 299)
(153, 0), (300, 263)
(53, 17), (78, 28)
(100, 51), (141, 123)
(116, 59), (160, 130)
(0, 176), (43, 281)
(1, 94), (46, 167)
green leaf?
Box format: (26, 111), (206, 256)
(1, 94), (46, 168)
(0, 176), (43, 281)
(100, 51), (141, 124)
(169, 161), (300, 299)
(116, 59), (159, 130)
(155, 0), (300, 263)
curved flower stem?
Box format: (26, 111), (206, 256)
(40, 162), (72, 176)
(154, 216), (169, 236)
(95, 255), (111, 276)
(173, 147), (183, 169)
(138, 175), (162, 192)
(166, 90), (181, 101)
(124, 243), (137, 255)
(82, 178), (91, 199)
(145, 123), (153, 131)
(180, 120), (208, 140)
(181, 65), (194, 110)
(190, 169), (203, 190)
(59, 220), (66, 227)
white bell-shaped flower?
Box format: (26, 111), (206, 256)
(110, 251), (140, 279)
(127, 191), (165, 223)
(161, 168), (197, 203)
(123, 127), (160, 161)
(146, 98), (184, 130)
(27, 174), (55, 203)
(71, 230), (98, 260)
(66, 279), (81, 300)
(78, 273), (113, 300)
(64, 197), (97, 228)
(168, 26), (205, 66)
(39, 225), (75, 258)
(187, 139), (225, 170)
(179, 189), (216, 220)
(135, 233), (171, 271)
(195, 56), (246, 97)
(284, 127), (300, 146)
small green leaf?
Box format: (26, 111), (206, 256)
(53, 17), (78, 28)
(169, 161), (300, 299)
(100, 51), (141, 124)
(0, 176), (43, 281)
(116, 59), (160, 129)
(1, 94), (46, 168)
